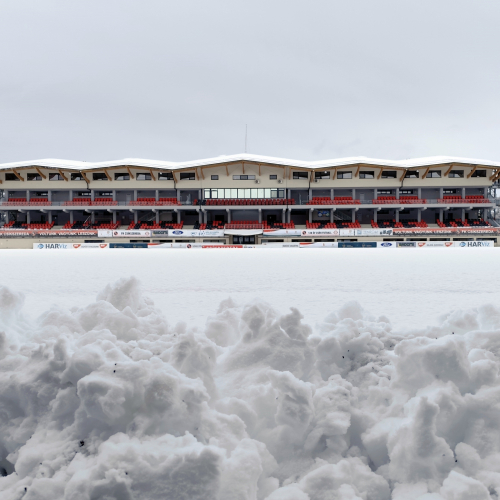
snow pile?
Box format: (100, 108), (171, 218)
(0, 277), (499, 499)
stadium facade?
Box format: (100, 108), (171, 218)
(0, 154), (499, 248)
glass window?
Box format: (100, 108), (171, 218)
(381, 171), (397, 179)
(359, 171), (375, 179)
(136, 173), (152, 181)
(449, 170), (464, 178)
(428, 170), (441, 178)
(257, 188), (264, 198)
(158, 172), (173, 180)
(71, 173), (84, 181)
(50, 173), (65, 181)
(179, 172), (195, 180)
(27, 173), (42, 181)
(114, 173), (130, 181)
(233, 175), (240, 180)
(244, 189), (251, 198)
(293, 171), (308, 179)
(264, 189), (271, 198)
(5, 173), (20, 181)
(315, 171), (330, 179)
(248, 175), (256, 180)
(269, 174), (277, 180)
(211, 175), (218, 180)
(230, 189), (237, 198)
(337, 171), (352, 179)
(471, 169), (486, 178)
(204, 189), (211, 198)
(405, 171), (419, 178)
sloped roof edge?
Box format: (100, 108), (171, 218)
(0, 154), (498, 171)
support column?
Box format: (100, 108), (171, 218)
(330, 188), (334, 201)
(309, 209), (312, 223)
(462, 187), (466, 199)
(374, 189), (377, 201)
(155, 190), (159, 203)
(330, 209), (334, 223)
(308, 188), (312, 202)
(26, 190), (30, 202)
(288, 209), (291, 223)
(417, 208), (421, 222)
(352, 209), (356, 223)
(395, 209), (399, 223)
(418, 187), (422, 199)
(282, 209), (286, 223)
(439, 209), (443, 222)
(484, 187), (488, 198)
(461, 208), (465, 221)
(439, 187), (443, 199)
(70, 211), (74, 224)
(26, 211), (31, 224)
(396, 188), (400, 200)
(373, 208), (377, 223)
(91, 190), (95, 202)
(352, 188), (356, 201)
(258, 209), (262, 224)
(112, 190), (116, 202)
(199, 210), (202, 224)
(69, 189), (73, 203)
(47, 190), (52, 202)
(91, 211), (95, 224)
(113, 211), (117, 224)
(204, 210), (208, 224)
(177, 211), (181, 224)
(227, 209), (231, 223)
(134, 211), (138, 223)
(156, 211), (159, 223)
(133, 190), (137, 201)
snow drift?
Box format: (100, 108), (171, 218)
(0, 277), (499, 499)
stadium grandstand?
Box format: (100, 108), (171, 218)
(0, 154), (499, 247)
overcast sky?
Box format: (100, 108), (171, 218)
(1, 0), (499, 163)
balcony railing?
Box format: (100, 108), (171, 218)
(0, 198), (495, 207)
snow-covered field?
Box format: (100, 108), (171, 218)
(1, 248), (500, 499)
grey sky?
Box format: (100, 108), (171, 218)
(1, 0), (499, 163)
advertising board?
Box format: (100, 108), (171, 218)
(33, 243), (109, 250)
(166, 229), (225, 237)
(111, 230), (152, 237)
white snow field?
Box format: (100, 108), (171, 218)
(1, 248), (500, 499)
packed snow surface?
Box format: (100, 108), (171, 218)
(1, 249), (500, 499)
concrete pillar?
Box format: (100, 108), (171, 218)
(395, 209), (399, 223)
(439, 209), (443, 222)
(439, 187), (444, 199)
(373, 208), (377, 223)
(352, 209), (356, 223)
(26, 211), (31, 224)
(282, 209), (286, 223)
(176, 190), (181, 203)
(204, 210), (208, 224)
(352, 188), (356, 201)
(258, 209), (262, 224)
(91, 190), (95, 202)
(226, 209), (231, 223)
(484, 187), (488, 198)
(91, 211), (95, 224)
(48, 211), (52, 223)
(462, 187), (466, 199)
(70, 211), (74, 224)
(155, 211), (159, 223)
(26, 190), (30, 202)
(113, 211), (117, 224)
(199, 210), (202, 224)
(155, 190), (159, 203)
(112, 190), (116, 202)
(461, 208), (465, 221)
(4, 190), (9, 201)
(330, 209), (334, 223)
(47, 190), (52, 202)
(330, 188), (334, 201)
(417, 208), (421, 222)
(133, 190), (137, 201)
(374, 189), (377, 201)
(396, 188), (400, 200)
(177, 211), (181, 224)
(418, 187), (422, 199)
(69, 189), (73, 202)
(134, 211), (138, 223)
(309, 209), (313, 223)
(288, 209), (291, 223)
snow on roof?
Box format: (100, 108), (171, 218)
(0, 154), (498, 171)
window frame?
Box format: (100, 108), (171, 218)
(337, 171), (352, 179)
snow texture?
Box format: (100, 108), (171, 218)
(1, 262), (500, 498)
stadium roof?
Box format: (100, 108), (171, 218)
(0, 154), (499, 172)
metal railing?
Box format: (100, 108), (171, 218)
(0, 198), (496, 208)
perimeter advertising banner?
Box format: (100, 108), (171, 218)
(393, 228), (498, 235)
(110, 230), (152, 237)
(33, 243), (109, 249)
(3, 230), (99, 237)
(166, 229), (225, 237)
